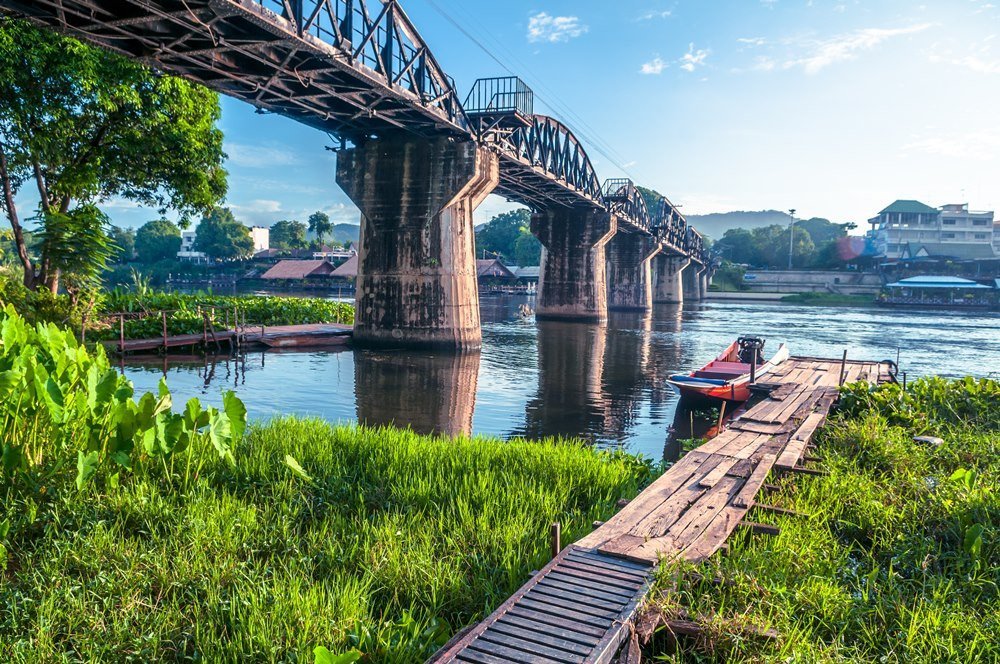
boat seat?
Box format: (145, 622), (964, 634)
(694, 370), (743, 380)
(707, 361), (753, 372)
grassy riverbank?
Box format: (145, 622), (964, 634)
(647, 377), (999, 662)
(3, 421), (654, 662)
(0, 304), (655, 661)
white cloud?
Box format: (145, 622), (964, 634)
(637, 9), (672, 21)
(679, 44), (709, 72)
(929, 53), (1000, 74)
(640, 56), (668, 74)
(226, 143), (299, 168)
(784, 24), (932, 74)
(737, 37), (768, 46)
(904, 131), (1000, 160)
(527, 12), (588, 43)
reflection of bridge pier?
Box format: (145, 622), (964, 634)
(354, 350), (480, 437)
(519, 322), (607, 440)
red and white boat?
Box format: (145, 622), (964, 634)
(667, 336), (789, 403)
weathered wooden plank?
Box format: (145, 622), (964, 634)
(532, 582), (629, 610)
(564, 549), (652, 575)
(490, 619), (594, 656)
(543, 572), (637, 600)
(776, 412), (827, 468)
(732, 454), (777, 508)
(552, 562), (646, 589)
(455, 647), (513, 664)
(467, 635), (574, 663)
(575, 453), (711, 549)
(517, 596), (616, 625)
(698, 457), (739, 488)
(505, 607), (607, 640)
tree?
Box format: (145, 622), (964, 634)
(796, 218), (851, 246)
(0, 17), (227, 292)
(108, 225), (135, 264)
(308, 211), (332, 243)
(514, 231), (542, 266)
(270, 220), (307, 250)
(476, 209), (531, 261)
(715, 228), (759, 265)
(194, 208), (253, 260)
(135, 218), (181, 263)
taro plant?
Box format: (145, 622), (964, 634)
(0, 305), (246, 492)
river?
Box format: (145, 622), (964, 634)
(124, 296), (1000, 460)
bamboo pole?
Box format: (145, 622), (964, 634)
(161, 311), (168, 352)
(119, 313), (125, 353)
(838, 349), (848, 386)
(550, 522), (561, 559)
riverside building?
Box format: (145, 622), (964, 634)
(868, 200), (997, 261)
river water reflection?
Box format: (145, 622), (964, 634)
(124, 296), (1000, 460)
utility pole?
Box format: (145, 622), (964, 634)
(787, 208), (797, 270)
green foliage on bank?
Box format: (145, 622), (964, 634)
(0, 308), (656, 661)
(97, 290), (355, 340)
(648, 377), (1000, 662)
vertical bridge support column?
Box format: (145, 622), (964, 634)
(336, 136), (499, 350)
(682, 261), (704, 301)
(531, 208), (616, 322)
(699, 268), (711, 299)
(653, 256), (690, 304)
(606, 232), (661, 311)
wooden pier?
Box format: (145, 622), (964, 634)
(431, 356), (893, 663)
(110, 323), (352, 354)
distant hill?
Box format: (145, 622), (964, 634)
(685, 210), (792, 240)
(305, 222), (360, 245)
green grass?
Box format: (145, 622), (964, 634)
(2, 419), (656, 662)
(646, 378), (1000, 663)
(781, 291), (875, 306)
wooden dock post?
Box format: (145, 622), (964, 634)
(119, 313), (125, 353)
(838, 349), (848, 386)
(550, 521), (561, 559)
(161, 311), (168, 352)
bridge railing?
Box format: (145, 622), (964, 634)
(250, 0), (467, 131)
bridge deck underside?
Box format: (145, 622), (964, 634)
(4, 0), (462, 140)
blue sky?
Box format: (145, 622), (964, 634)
(81, 0), (1000, 230)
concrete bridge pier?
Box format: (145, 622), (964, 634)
(652, 256), (690, 304)
(682, 261), (704, 301)
(532, 209), (617, 322)
(336, 136), (499, 350)
(606, 232), (661, 311)
(699, 268), (712, 298)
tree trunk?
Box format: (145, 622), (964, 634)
(0, 141), (36, 288)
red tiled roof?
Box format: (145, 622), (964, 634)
(261, 259), (335, 280)
(331, 254), (358, 278)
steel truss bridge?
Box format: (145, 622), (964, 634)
(0, 0), (705, 261)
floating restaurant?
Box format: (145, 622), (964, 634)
(880, 275), (998, 308)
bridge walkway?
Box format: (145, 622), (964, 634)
(431, 357), (892, 663)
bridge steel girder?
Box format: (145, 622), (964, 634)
(336, 136), (498, 350)
(606, 232), (662, 312)
(531, 208), (617, 323)
(0, 0), (470, 141)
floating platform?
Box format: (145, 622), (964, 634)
(110, 323), (352, 354)
(431, 356), (894, 663)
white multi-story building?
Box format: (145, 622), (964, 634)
(177, 229), (207, 263)
(250, 226), (270, 254)
(868, 200), (996, 261)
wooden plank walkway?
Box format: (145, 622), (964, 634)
(111, 323), (352, 353)
(431, 357), (892, 663)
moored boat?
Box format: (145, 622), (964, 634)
(667, 336), (789, 403)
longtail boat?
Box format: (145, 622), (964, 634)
(667, 336), (789, 403)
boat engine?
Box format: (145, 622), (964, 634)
(737, 336), (766, 365)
